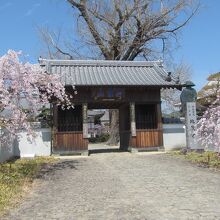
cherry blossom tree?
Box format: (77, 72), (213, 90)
(197, 72), (220, 117)
(197, 95), (220, 153)
(0, 50), (72, 143)
(197, 72), (220, 153)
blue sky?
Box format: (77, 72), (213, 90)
(0, 0), (220, 90)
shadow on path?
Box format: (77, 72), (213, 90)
(36, 160), (80, 179)
(89, 148), (127, 155)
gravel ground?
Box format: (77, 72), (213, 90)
(3, 152), (220, 220)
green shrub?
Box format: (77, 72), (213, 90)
(89, 137), (97, 143)
(185, 151), (220, 168)
(98, 133), (110, 142)
(89, 133), (110, 143)
(170, 151), (220, 169)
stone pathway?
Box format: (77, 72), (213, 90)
(3, 152), (220, 220)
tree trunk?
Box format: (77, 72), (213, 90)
(107, 109), (119, 145)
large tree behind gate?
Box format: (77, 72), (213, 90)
(40, 0), (199, 144)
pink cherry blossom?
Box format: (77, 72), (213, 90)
(197, 95), (220, 152)
(0, 50), (73, 143)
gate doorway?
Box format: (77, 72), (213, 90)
(87, 108), (119, 154)
(87, 104), (132, 154)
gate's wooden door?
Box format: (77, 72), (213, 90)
(132, 104), (163, 149)
(53, 105), (88, 154)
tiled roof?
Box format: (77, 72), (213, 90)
(39, 59), (180, 87)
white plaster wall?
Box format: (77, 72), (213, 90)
(163, 124), (186, 151)
(14, 128), (51, 158)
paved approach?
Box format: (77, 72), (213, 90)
(3, 152), (220, 220)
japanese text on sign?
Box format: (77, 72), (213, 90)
(186, 102), (197, 149)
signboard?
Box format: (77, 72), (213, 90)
(93, 88), (124, 101)
(186, 102), (198, 149)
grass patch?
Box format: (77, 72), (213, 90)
(0, 157), (57, 215)
(170, 151), (220, 169)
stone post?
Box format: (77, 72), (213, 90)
(185, 102), (198, 150)
(180, 81), (202, 150)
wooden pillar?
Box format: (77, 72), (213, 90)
(52, 104), (58, 152)
(157, 102), (163, 147)
(130, 102), (136, 137)
(82, 103), (88, 138)
(53, 104), (58, 132)
(156, 102), (162, 130)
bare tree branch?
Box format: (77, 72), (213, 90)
(40, 0), (200, 61)
(67, 0), (111, 59)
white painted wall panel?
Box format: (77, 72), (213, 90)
(163, 124), (186, 151)
(14, 128), (51, 158)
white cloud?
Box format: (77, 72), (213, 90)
(24, 3), (41, 17)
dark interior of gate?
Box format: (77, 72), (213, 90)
(52, 87), (164, 155)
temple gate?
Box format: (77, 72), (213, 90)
(40, 59), (181, 155)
